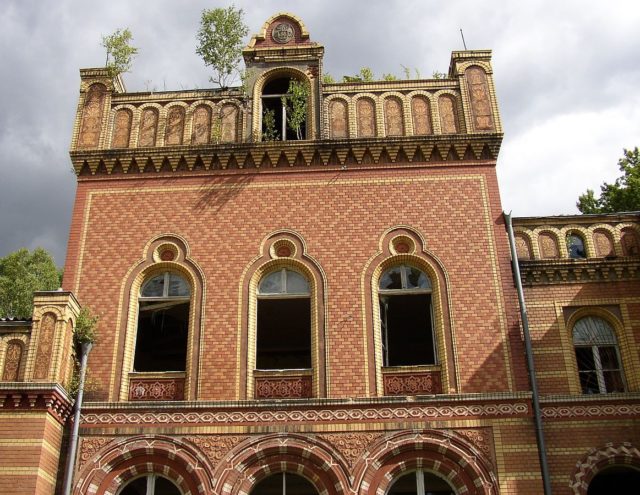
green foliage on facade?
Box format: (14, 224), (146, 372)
(74, 306), (99, 345)
(577, 148), (640, 214)
(262, 108), (279, 141)
(196, 6), (249, 88)
(282, 79), (310, 140)
(102, 28), (138, 78)
(0, 248), (61, 319)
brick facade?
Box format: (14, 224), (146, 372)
(1, 11), (638, 495)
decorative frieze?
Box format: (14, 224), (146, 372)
(0, 385), (72, 424)
(129, 376), (185, 401)
(71, 134), (503, 176)
(255, 374), (312, 399)
(383, 369), (442, 395)
(519, 258), (640, 286)
(81, 399), (529, 426)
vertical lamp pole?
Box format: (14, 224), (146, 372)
(62, 341), (93, 495)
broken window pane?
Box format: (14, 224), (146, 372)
(573, 316), (624, 394)
(379, 265), (436, 367)
(135, 272), (190, 372)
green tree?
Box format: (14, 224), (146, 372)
(282, 79), (309, 140)
(0, 248), (61, 319)
(382, 73), (398, 81)
(196, 6), (249, 88)
(102, 28), (138, 78)
(342, 67), (375, 83)
(262, 108), (279, 141)
(577, 147), (640, 213)
(322, 73), (335, 84)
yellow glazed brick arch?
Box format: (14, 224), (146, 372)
(371, 254), (450, 395)
(160, 101), (190, 147)
(380, 91), (412, 137)
(351, 93), (381, 138)
(0, 333), (30, 381)
(406, 90), (438, 136)
(586, 223), (618, 256)
(213, 98), (245, 143)
(455, 61), (502, 134)
(251, 67), (315, 140)
(432, 89), (463, 135)
(561, 225), (594, 258)
(530, 227), (563, 259)
(106, 104), (137, 149)
(564, 306), (639, 393)
(513, 227), (534, 260)
(185, 99), (217, 144)
(134, 102), (164, 149)
(323, 94), (351, 139)
(115, 234), (206, 402)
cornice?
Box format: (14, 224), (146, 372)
(69, 133), (503, 177)
(519, 257), (640, 286)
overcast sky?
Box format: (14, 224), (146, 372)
(1, 0), (639, 266)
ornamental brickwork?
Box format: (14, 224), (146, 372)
(2, 10), (639, 495)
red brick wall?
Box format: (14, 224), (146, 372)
(62, 162), (527, 401)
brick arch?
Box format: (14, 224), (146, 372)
(570, 442), (640, 495)
(239, 230), (327, 399)
(113, 234), (205, 401)
(213, 433), (351, 495)
(73, 435), (214, 495)
(362, 226), (457, 396)
(353, 430), (498, 495)
(252, 67), (313, 139)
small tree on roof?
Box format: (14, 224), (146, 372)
(102, 28), (138, 78)
(196, 6), (249, 88)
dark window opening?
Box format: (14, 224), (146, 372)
(257, 269), (311, 370)
(251, 472), (318, 495)
(134, 272), (190, 372)
(261, 77), (307, 141)
(379, 265), (436, 367)
(587, 466), (640, 495)
(120, 475), (181, 495)
(568, 233), (587, 259)
(381, 294), (434, 366)
(388, 470), (454, 495)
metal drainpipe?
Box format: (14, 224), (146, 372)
(504, 212), (553, 495)
(62, 341), (93, 495)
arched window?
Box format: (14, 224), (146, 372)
(251, 473), (318, 495)
(134, 272), (190, 372)
(119, 474), (181, 495)
(388, 470), (454, 495)
(573, 316), (624, 394)
(257, 268), (311, 369)
(379, 265), (435, 366)
(567, 233), (587, 259)
(261, 77), (307, 141)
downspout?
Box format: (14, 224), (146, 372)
(504, 212), (553, 495)
(62, 341), (93, 495)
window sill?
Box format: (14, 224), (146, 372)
(254, 369), (313, 399)
(128, 372), (185, 401)
(382, 366), (442, 395)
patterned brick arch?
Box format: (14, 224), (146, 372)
(213, 433), (352, 495)
(352, 430), (498, 495)
(570, 442), (640, 494)
(73, 435), (214, 495)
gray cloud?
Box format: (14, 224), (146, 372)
(1, 0), (639, 266)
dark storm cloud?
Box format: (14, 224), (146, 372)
(1, 0), (639, 266)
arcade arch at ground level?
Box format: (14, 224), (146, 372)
(74, 430), (499, 495)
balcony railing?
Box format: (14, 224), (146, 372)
(382, 366), (442, 395)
